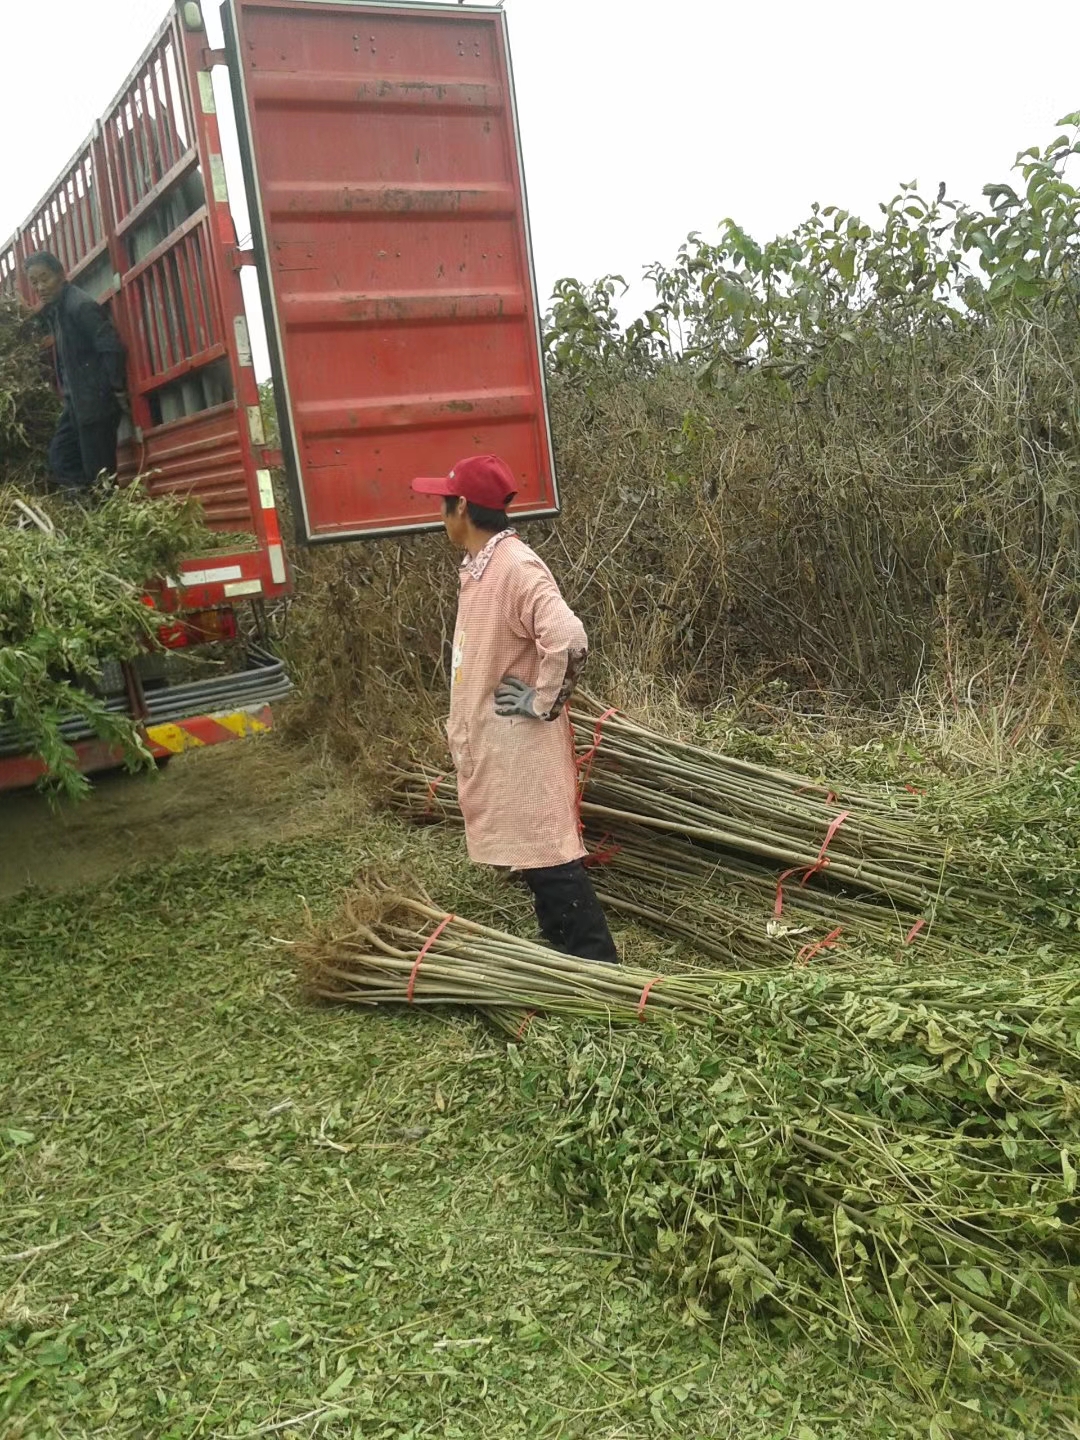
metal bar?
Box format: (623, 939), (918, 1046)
(172, 231), (202, 354)
(70, 172), (89, 258)
(134, 81), (156, 208)
(130, 342), (228, 395)
(57, 192), (75, 270)
(161, 251), (185, 366)
(64, 185), (81, 267)
(187, 233), (214, 354)
(155, 258), (180, 371)
(157, 43), (184, 171)
(191, 221), (223, 346)
(113, 149), (199, 238)
(147, 265), (169, 372)
(148, 52), (175, 177)
(128, 271), (155, 388)
(165, 38), (193, 151)
(111, 112), (136, 222)
(120, 204), (207, 284)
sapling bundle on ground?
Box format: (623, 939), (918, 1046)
(301, 880), (1080, 1391)
(0, 482), (207, 796)
(300, 886), (724, 1025)
(568, 695), (961, 910)
(392, 765), (957, 966)
(588, 821), (960, 967)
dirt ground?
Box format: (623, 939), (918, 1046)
(0, 736), (358, 901)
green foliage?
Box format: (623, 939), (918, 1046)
(0, 484), (207, 798)
(258, 375), (280, 448)
(523, 970), (1080, 1424)
(960, 115), (1080, 311)
(0, 828), (945, 1440)
(0, 296), (60, 485)
(544, 115), (1080, 379)
(523, 115), (1080, 707)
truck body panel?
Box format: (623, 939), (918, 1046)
(0, 5), (290, 609)
(222, 0), (557, 543)
(0, 0), (553, 790)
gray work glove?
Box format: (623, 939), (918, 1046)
(494, 675), (542, 719)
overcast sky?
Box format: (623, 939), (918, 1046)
(3, 0), (1079, 375)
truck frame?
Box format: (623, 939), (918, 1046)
(1, 0), (556, 791)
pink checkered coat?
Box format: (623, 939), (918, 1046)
(447, 532), (587, 869)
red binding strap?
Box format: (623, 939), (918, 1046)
(795, 785), (838, 806)
(424, 773), (448, 816)
(576, 708), (619, 791)
(514, 1010), (536, 1041)
(637, 975), (664, 1021)
(904, 917), (927, 946)
(774, 809), (851, 917)
(571, 705), (619, 847)
(406, 914), (454, 1003)
(583, 832), (622, 868)
(796, 925), (843, 966)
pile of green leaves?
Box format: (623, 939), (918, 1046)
(0, 296), (59, 485)
(519, 963), (1080, 1410)
(0, 483), (206, 797)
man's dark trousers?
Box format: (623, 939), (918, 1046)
(48, 403), (120, 491)
(522, 859), (619, 963)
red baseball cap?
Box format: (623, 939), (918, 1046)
(412, 454), (517, 510)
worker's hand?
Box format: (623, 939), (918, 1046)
(114, 389), (132, 418)
(494, 675), (542, 719)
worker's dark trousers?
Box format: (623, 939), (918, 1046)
(522, 859), (619, 964)
(48, 404), (120, 491)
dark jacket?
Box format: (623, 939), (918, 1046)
(42, 283), (127, 425)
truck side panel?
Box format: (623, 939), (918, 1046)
(0, 4), (289, 607)
(223, 0), (558, 544)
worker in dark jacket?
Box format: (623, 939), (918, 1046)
(24, 250), (129, 494)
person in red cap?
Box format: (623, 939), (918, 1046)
(412, 455), (619, 964)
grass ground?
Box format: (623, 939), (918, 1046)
(0, 740), (1067, 1438)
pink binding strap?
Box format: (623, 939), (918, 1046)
(406, 914), (454, 1003)
(774, 809), (851, 917)
(637, 975), (664, 1021)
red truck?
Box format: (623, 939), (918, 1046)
(0, 0), (557, 791)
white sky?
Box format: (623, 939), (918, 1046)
(3, 0), (1079, 377)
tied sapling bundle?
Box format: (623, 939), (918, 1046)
(567, 695), (960, 911)
(392, 765), (967, 967)
(301, 879), (1080, 1385)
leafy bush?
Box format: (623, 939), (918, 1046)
(282, 117), (1080, 754)
(0, 485), (206, 798)
(527, 116), (1080, 710)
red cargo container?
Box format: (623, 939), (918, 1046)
(1, 0), (555, 790)
(0, 4), (290, 610)
(222, 0), (558, 542)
